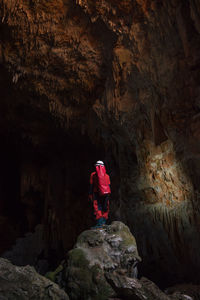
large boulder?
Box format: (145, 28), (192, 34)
(63, 221), (141, 300)
(61, 221), (195, 300)
(0, 258), (69, 300)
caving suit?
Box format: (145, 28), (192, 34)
(89, 165), (111, 225)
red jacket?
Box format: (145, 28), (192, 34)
(89, 165), (111, 195)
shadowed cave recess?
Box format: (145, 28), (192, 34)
(1, 0), (200, 290)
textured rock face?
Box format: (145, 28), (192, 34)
(64, 221), (141, 299)
(106, 274), (173, 300)
(0, 258), (69, 300)
(0, 0), (200, 285)
(59, 222), (194, 300)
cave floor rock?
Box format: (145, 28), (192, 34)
(106, 273), (194, 300)
(0, 258), (69, 300)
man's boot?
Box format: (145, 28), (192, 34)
(102, 218), (106, 226)
(91, 218), (102, 229)
(97, 218), (104, 228)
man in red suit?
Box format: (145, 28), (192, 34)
(89, 161), (111, 228)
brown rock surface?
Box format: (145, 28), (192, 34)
(0, 0), (200, 285)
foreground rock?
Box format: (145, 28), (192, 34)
(63, 221), (141, 299)
(0, 258), (69, 300)
(60, 221), (194, 300)
(106, 273), (170, 300)
(106, 273), (194, 300)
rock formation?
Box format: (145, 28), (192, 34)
(0, 0), (200, 286)
(52, 221), (195, 300)
(0, 257), (69, 300)
(1, 222), (199, 300)
(63, 221), (141, 299)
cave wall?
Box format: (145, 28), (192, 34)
(0, 0), (200, 285)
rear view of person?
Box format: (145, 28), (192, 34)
(89, 161), (111, 229)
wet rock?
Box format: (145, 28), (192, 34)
(61, 221), (194, 300)
(0, 258), (69, 300)
(63, 221), (141, 300)
(106, 274), (195, 300)
(106, 273), (170, 300)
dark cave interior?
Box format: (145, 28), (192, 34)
(1, 1), (200, 298)
(0, 123), (114, 270)
(0, 94), (197, 288)
(0, 123), (195, 289)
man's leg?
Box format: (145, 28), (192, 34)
(102, 194), (110, 224)
(92, 193), (103, 228)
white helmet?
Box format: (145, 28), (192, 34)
(95, 160), (104, 166)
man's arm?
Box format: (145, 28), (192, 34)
(107, 174), (111, 193)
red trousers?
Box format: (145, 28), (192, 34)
(93, 193), (110, 220)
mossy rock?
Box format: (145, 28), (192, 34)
(45, 264), (63, 282)
(67, 248), (89, 268)
(64, 222), (141, 299)
(65, 248), (114, 300)
(76, 229), (104, 247)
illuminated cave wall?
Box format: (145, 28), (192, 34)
(0, 0), (200, 286)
